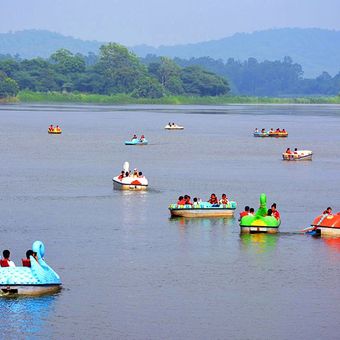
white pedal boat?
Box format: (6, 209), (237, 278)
(164, 124), (184, 130)
(282, 150), (313, 161)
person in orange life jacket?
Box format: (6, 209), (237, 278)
(208, 193), (219, 205)
(285, 148), (292, 154)
(1, 249), (16, 267)
(239, 206), (250, 219)
(184, 195), (193, 205)
(177, 196), (186, 205)
(271, 203), (280, 220)
(219, 193), (228, 205)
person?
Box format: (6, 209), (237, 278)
(294, 148), (298, 154)
(254, 128), (259, 133)
(193, 197), (200, 207)
(269, 128), (274, 134)
(267, 209), (273, 216)
(285, 148), (292, 154)
(276, 128), (280, 132)
(323, 207), (333, 215)
(208, 193), (219, 205)
(55, 125), (61, 132)
(184, 195), (193, 205)
(271, 203), (280, 220)
(49, 124), (54, 132)
(249, 208), (255, 215)
(282, 128), (286, 133)
(132, 134), (137, 140)
(239, 206), (250, 219)
(177, 196), (186, 205)
(0, 249), (16, 267)
(118, 170), (125, 180)
(133, 169), (138, 178)
(125, 171), (129, 178)
(219, 193), (229, 205)
(261, 128), (266, 133)
(138, 171), (144, 178)
(140, 135), (145, 142)
(22, 249), (34, 267)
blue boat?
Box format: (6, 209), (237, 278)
(0, 241), (61, 296)
(124, 138), (148, 145)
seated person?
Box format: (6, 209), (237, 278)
(249, 208), (255, 215)
(140, 135), (145, 141)
(125, 171), (130, 177)
(261, 128), (266, 133)
(0, 249), (16, 267)
(285, 148), (292, 154)
(254, 128), (259, 133)
(193, 197), (200, 207)
(293, 148), (298, 154)
(276, 128), (280, 132)
(271, 203), (280, 220)
(49, 124), (54, 131)
(177, 196), (186, 205)
(184, 195), (193, 205)
(282, 129), (286, 133)
(138, 171), (144, 178)
(22, 249), (34, 267)
(132, 134), (137, 140)
(118, 170), (125, 180)
(323, 207), (332, 215)
(269, 128), (274, 134)
(133, 169), (138, 178)
(239, 206), (250, 219)
(267, 209), (273, 216)
(208, 193), (219, 205)
(219, 193), (229, 205)
(55, 125), (61, 132)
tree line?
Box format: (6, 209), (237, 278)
(0, 43), (230, 99)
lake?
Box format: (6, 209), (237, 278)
(0, 103), (339, 339)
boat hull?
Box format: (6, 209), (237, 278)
(240, 226), (279, 234)
(0, 284), (61, 297)
(124, 140), (148, 145)
(164, 126), (184, 130)
(48, 131), (62, 134)
(282, 151), (313, 161)
(170, 208), (235, 218)
(112, 179), (148, 191)
(311, 214), (340, 236)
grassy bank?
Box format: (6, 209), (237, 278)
(16, 91), (340, 105)
(0, 96), (19, 104)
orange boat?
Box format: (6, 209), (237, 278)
(310, 213), (340, 236)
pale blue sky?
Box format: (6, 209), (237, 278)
(1, 0), (339, 46)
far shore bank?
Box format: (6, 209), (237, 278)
(1, 91), (340, 105)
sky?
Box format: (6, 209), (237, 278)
(1, 0), (340, 46)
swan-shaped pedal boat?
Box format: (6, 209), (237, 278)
(124, 138), (148, 145)
(240, 194), (280, 233)
(307, 212), (340, 236)
(164, 124), (184, 130)
(169, 201), (237, 218)
(112, 161), (148, 191)
(282, 150), (312, 161)
(0, 241), (61, 296)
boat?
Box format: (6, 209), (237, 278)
(253, 130), (288, 137)
(282, 150), (313, 161)
(169, 201), (237, 218)
(124, 138), (148, 145)
(112, 161), (148, 191)
(0, 241), (61, 297)
(164, 124), (184, 130)
(240, 193), (280, 233)
(253, 131), (269, 137)
(308, 213), (340, 236)
(48, 128), (62, 134)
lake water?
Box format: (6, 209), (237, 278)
(0, 103), (339, 339)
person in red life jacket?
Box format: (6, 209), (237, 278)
(118, 170), (125, 180)
(323, 207), (332, 215)
(184, 195), (193, 205)
(282, 129), (286, 133)
(177, 196), (186, 205)
(1, 249), (16, 267)
(208, 193), (219, 205)
(219, 193), (229, 205)
(140, 135), (145, 142)
(239, 206), (250, 220)
(49, 124), (54, 132)
(276, 128), (280, 133)
(285, 148), (292, 154)
(271, 203), (280, 220)
(22, 249), (34, 267)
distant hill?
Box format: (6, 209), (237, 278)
(0, 28), (339, 77)
(0, 30), (101, 59)
(133, 28), (340, 77)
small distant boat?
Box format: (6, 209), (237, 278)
(169, 201), (237, 218)
(282, 150), (313, 161)
(164, 124), (184, 130)
(240, 194), (280, 234)
(0, 241), (61, 297)
(124, 138), (148, 145)
(112, 161), (148, 191)
(253, 130), (288, 137)
(308, 213), (340, 236)
(48, 127), (62, 134)
(253, 131), (269, 137)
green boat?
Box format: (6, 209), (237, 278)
(240, 193), (280, 233)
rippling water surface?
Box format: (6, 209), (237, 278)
(0, 104), (340, 339)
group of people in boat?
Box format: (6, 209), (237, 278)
(117, 168), (144, 180)
(239, 203), (280, 220)
(131, 134), (146, 142)
(0, 249), (38, 268)
(176, 193), (229, 207)
(48, 124), (61, 132)
(284, 148), (299, 154)
(255, 128), (287, 134)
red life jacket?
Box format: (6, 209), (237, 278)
(22, 258), (31, 267)
(0, 259), (10, 267)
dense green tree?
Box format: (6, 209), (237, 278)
(0, 72), (19, 98)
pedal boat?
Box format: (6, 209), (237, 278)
(0, 241), (61, 297)
(164, 124), (184, 130)
(282, 150), (312, 161)
(48, 128), (62, 134)
(124, 138), (148, 145)
(169, 201), (237, 218)
(269, 131), (288, 137)
(253, 131), (269, 137)
(308, 213), (340, 236)
(240, 194), (280, 234)
(112, 162), (148, 191)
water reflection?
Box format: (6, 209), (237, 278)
(240, 233), (278, 254)
(322, 237), (340, 254)
(0, 293), (59, 338)
(170, 216), (235, 228)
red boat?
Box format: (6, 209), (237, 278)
(310, 213), (340, 236)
